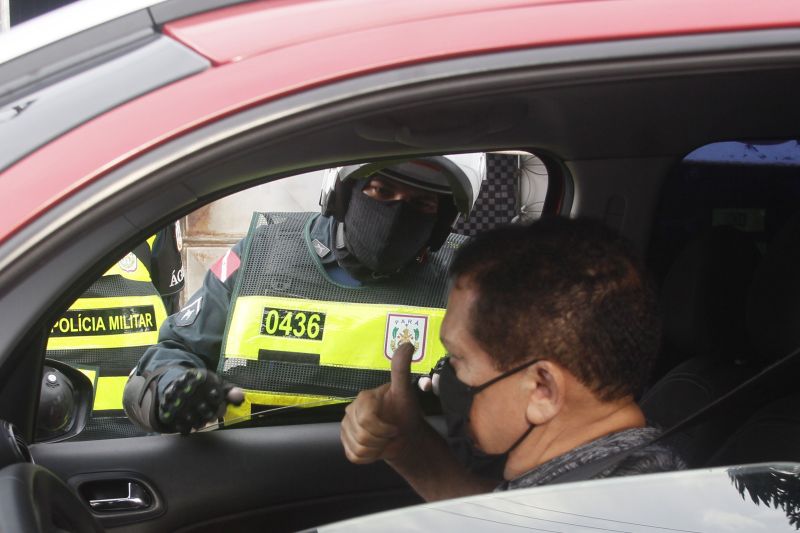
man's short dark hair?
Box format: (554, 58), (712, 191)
(449, 217), (660, 401)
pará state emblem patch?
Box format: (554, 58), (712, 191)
(385, 313), (428, 362)
(118, 252), (138, 273)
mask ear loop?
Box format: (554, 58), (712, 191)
(504, 423), (535, 455)
(470, 359), (539, 455)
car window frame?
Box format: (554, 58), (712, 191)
(4, 29), (800, 439)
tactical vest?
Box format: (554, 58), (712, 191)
(220, 212), (465, 417)
(46, 240), (168, 439)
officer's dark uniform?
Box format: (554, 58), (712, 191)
(129, 213), (462, 425)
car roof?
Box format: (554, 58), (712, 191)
(165, 0), (800, 65)
(1, 0), (798, 253)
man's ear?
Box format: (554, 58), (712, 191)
(524, 361), (566, 425)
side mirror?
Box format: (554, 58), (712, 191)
(36, 359), (94, 443)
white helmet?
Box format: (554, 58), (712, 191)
(319, 153), (485, 250)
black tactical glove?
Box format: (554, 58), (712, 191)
(157, 368), (244, 435)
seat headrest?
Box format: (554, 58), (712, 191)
(748, 212), (800, 363)
(661, 226), (759, 366)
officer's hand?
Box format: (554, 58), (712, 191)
(158, 368), (244, 435)
(341, 342), (422, 464)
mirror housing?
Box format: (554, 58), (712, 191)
(35, 359), (93, 443)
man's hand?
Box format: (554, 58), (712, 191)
(341, 342), (421, 464)
(158, 368), (244, 435)
(340, 343), (497, 502)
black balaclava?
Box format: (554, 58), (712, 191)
(435, 356), (537, 479)
(340, 180), (437, 278)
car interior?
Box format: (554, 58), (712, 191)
(2, 24), (800, 533)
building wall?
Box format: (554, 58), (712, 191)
(181, 171), (325, 302)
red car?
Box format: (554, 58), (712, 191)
(2, 0), (800, 531)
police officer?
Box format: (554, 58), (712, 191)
(44, 223), (184, 439)
(123, 155), (485, 435)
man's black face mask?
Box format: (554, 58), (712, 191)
(435, 356), (537, 479)
(343, 182), (436, 275)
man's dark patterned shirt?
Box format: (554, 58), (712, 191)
(498, 427), (686, 490)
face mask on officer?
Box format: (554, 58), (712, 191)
(343, 179), (438, 274)
(434, 356), (537, 478)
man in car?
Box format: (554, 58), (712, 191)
(340, 218), (685, 499)
(123, 155), (485, 435)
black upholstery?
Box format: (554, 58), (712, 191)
(658, 226), (760, 372)
(708, 213), (800, 466)
(747, 213), (800, 364)
(641, 226), (760, 466)
(709, 393), (800, 466)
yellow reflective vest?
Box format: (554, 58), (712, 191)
(219, 212), (465, 419)
(46, 242), (169, 426)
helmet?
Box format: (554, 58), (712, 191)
(319, 153), (485, 250)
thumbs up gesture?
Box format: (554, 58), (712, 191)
(341, 342), (421, 464)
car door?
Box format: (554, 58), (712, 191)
(0, 7), (540, 529)
(4, 2), (800, 532)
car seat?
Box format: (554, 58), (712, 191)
(708, 392), (800, 466)
(640, 225), (760, 466)
(708, 213), (800, 466)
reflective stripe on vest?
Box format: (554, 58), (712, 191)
(74, 368), (130, 412)
(222, 295), (446, 410)
(219, 212), (462, 416)
(225, 295), (446, 370)
(46, 295), (166, 351)
(47, 245), (168, 413)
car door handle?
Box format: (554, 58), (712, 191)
(88, 481), (151, 512)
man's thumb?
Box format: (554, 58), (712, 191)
(389, 342), (415, 403)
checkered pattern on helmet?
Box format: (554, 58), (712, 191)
(454, 153), (519, 236)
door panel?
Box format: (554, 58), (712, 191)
(31, 422), (421, 532)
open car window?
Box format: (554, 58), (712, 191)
(37, 151), (552, 441)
